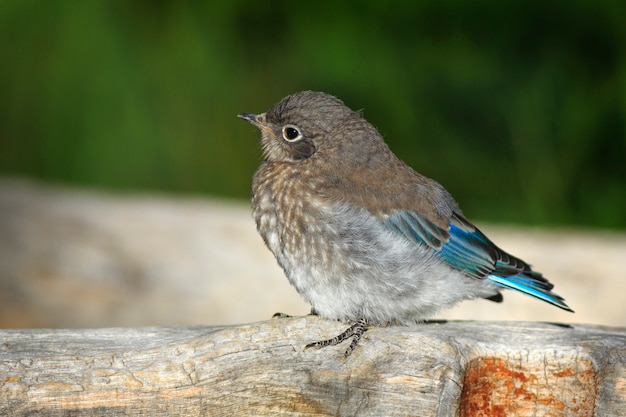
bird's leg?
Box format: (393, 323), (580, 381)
(305, 318), (370, 357)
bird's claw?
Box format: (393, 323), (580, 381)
(304, 318), (370, 357)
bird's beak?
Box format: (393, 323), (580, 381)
(238, 112), (263, 125)
(238, 112), (275, 136)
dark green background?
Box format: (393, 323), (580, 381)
(2, 1), (625, 228)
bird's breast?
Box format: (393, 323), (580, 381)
(252, 164), (330, 264)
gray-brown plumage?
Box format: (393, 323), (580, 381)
(239, 91), (572, 356)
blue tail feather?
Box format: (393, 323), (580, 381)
(384, 209), (573, 312)
(488, 274), (574, 312)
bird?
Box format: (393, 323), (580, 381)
(238, 91), (573, 356)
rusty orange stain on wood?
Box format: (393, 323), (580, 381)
(554, 368), (575, 378)
(459, 356), (597, 417)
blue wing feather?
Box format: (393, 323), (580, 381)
(384, 210), (573, 312)
(385, 211), (446, 248)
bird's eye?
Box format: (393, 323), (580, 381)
(282, 125), (303, 142)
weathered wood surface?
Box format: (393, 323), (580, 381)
(1, 317), (624, 416)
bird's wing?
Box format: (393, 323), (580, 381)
(384, 210), (496, 280)
(383, 209), (573, 311)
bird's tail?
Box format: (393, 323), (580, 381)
(488, 273), (574, 312)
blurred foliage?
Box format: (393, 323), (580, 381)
(1, 0), (625, 228)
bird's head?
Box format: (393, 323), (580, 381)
(238, 91), (368, 163)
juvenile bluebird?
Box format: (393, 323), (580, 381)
(239, 91), (573, 356)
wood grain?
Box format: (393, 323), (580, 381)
(1, 317), (624, 416)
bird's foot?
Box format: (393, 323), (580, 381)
(272, 308), (318, 319)
(304, 318), (370, 357)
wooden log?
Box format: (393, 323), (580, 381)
(1, 316), (624, 416)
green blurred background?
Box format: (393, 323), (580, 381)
(1, 0), (625, 228)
